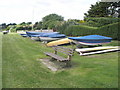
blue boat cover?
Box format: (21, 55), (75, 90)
(68, 35), (112, 44)
(26, 31), (59, 37)
(29, 35), (42, 37)
(68, 35), (112, 40)
(26, 31), (45, 35)
(48, 34), (66, 38)
(26, 31), (45, 37)
(40, 32), (59, 37)
(20, 34), (28, 37)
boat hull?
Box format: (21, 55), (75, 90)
(73, 40), (110, 46)
(39, 37), (62, 42)
(47, 38), (73, 47)
(76, 46), (120, 52)
(69, 35), (112, 46)
(31, 37), (40, 41)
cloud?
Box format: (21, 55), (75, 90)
(0, 0), (98, 24)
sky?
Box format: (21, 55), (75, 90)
(0, 0), (99, 24)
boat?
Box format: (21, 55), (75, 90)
(31, 37), (40, 41)
(68, 35), (112, 46)
(75, 46), (120, 56)
(20, 34), (28, 37)
(48, 34), (66, 38)
(28, 34), (42, 41)
(26, 31), (45, 37)
(78, 48), (120, 56)
(40, 32), (59, 37)
(39, 34), (66, 42)
(76, 46), (119, 53)
(3, 31), (8, 34)
(26, 31), (60, 37)
(47, 38), (73, 47)
(39, 37), (61, 42)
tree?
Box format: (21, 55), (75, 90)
(26, 22), (32, 25)
(34, 21), (43, 29)
(20, 22), (26, 25)
(42, 13), (64, 29)
(84, 1), (120, 18)
(108, 2), (120, 17)
(42, 13), (64, 22)
(1, 23), (7, 30)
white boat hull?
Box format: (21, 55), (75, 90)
(79, 48), (120, 56)
(31, 37), (40, 41)
(73, 40), (110, 46)
(75, 46), (120, 56)
(39, 37), (63, 42)
(76, 46), (120, 52)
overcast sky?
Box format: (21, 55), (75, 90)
(0, 0), (99, 24)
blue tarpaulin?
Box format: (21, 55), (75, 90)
(68, 35), (112, 44)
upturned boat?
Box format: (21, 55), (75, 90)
(68, 35), (112, 46)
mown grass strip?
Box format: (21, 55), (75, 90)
(0, 32), (2, 89)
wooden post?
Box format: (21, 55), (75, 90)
(54, 47), (57, 54)
(67, 55), (72, 61)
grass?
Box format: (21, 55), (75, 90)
(2, 33), (119, 88)
(0, 32), (2, 89)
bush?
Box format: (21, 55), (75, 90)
(98, 22), (119, 40)
(84, 17), (120, 27)
(64, 22), (119, 40)
(11, 28), (17, 32)
(64, 25), (98, 36)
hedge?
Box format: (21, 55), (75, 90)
(84, 17), (120, 27)
(64, 25), (98, 36)
(98, 22), (119, 40)
(64, 22), (119, 40)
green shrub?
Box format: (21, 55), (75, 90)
(65, 25), (98, 36)
(84, 17), (120, 27)
(98, 22), (119, 40)
(11, 28), (17, 32)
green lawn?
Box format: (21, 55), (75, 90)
(2, 33), (118, 88)
(0, 32), (2, 89)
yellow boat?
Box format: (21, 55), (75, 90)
(47, 38), (73, 47)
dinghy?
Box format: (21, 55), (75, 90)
(76, 46), (119, 53)
(26, 31), (59, 37)
(26, 31), (45, 37)
(75, 46), (120, 56)
(39, 34), (66, 42)
(26, 31), (60, 41)
(68, 35), (112, 46)
(20, 34), (28, 37)
(47, 38), (73, 47)
(79, 48), (120, 56)
(40, 32), (59, 37)
(3, 31), (8, 34)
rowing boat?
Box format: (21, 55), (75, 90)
(47, 38), (73, 46)
(68, 35), (112, 46)
(76, 46), (119, 52)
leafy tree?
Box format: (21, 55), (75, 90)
(20, 22), (26, 25)
(26, 22), (32, 25)
(42, 13), (64, 22)
(34, 22), (42, 29)
(84, 2), (120, 18)
(108, 2), (120, 17)
(42, 13), (64, 29)
(1, 23), (7, 30)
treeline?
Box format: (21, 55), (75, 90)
(0, 14), (64, 32)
